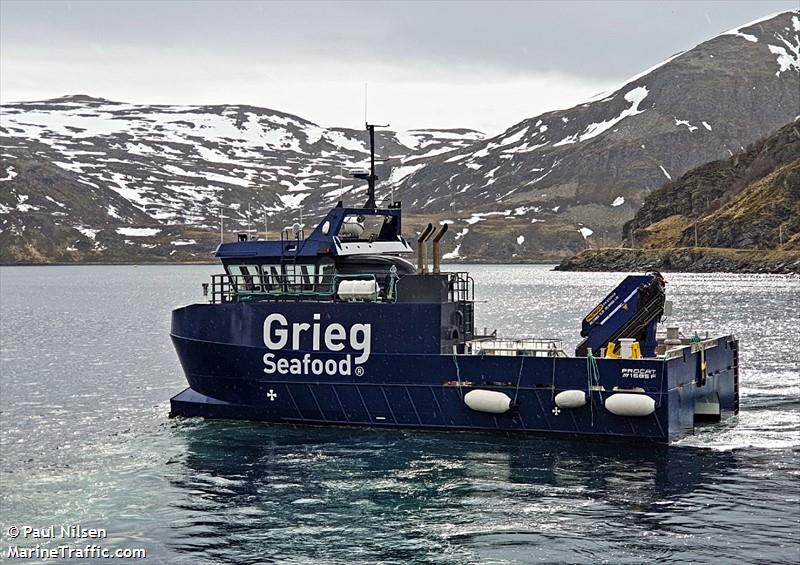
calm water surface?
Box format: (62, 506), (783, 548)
(1, 265), (798, 564)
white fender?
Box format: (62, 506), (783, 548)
(464, 390), (512, 414)
(605, 393), (656, 417)
(554, 390), (587, 409)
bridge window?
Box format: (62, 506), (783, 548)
(227, 264), (261, 291)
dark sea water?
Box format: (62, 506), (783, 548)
(1, 265), (798, 564)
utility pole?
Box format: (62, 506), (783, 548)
(263, 208), (268, 240)
(219, 208), (225, 243)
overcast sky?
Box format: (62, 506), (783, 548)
(1, 0), (796, 134)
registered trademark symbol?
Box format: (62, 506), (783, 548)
(355, 366), (364, 376)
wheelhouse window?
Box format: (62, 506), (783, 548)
(227, 264), (261, 291)
(261, 264), (283, 291)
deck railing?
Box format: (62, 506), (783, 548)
(206, 270), (475, 304)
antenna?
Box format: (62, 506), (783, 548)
(364, 82), (368, 123)
(263, 208), (268, 240)
(219, 207), (225, 243)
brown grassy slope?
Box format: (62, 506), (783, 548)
(624, 121), (800, 249)
(678, 160), (800, 249)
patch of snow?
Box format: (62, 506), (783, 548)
(202, 171), (251, 187)
(552, 206), (560, 213)
(516, 235), (525, 245)
(659, 165), (672, 180)
(768, 39), (800, 76)
(498, 127), (528, 146)
(471, 146), (491, 159)
(393, 131), (422, 150)
(674, 118), (699, 132)
(724, 29), (758, 42)
(171, 239), (197, 246)
(75, 226), (100, 239)
(53, 161), (84, 173)
(116, 227), (161, 237)
(553, 134), (578, 147)
(579, 227), (594, 239)
(580, 86), (649, 142)
(388, 163), (424, 184)
(611, 196), (625, 207)
(325, 130), (368, 153)
(107, 205), (120, 218)
(454, 228), (469, 240)
(484, 166), (500, 178)
(0, 166), (17, 181)
(461, 211), (511, 225)
(278, 192), (309, 209)
(39, 197), (61, 211)
(702, 121), (712, 131)
(442, 244), (461, 260)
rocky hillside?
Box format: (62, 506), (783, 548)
(556, 120), (800, 273)
(391, 11), (800, 259)
(0, 11), (798, 264)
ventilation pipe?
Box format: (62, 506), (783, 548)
(432, 223), (449, 273)
(417, 223), (434, 273)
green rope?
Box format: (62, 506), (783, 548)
(586, 350), (602, 427)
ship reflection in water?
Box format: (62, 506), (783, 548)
(167, 421), (770, 564)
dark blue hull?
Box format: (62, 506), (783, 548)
(169, 303), (739, 442)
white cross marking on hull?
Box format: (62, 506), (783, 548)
(267, 389), (277, 401)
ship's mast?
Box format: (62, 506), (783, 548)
(363, 122), (388, 209)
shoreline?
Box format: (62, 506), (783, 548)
(555, 247), (800, 274)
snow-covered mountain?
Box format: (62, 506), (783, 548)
(388, 11), (800, 258)
(0, 96), (482, 261)
(0, 11), (797, 263)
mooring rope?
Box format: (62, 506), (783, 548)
(586, 350), (602, 427)
(452, 354), (464, 399)
(512, 354), (525, 406)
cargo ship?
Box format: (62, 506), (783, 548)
(169, 124), (739, 442)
